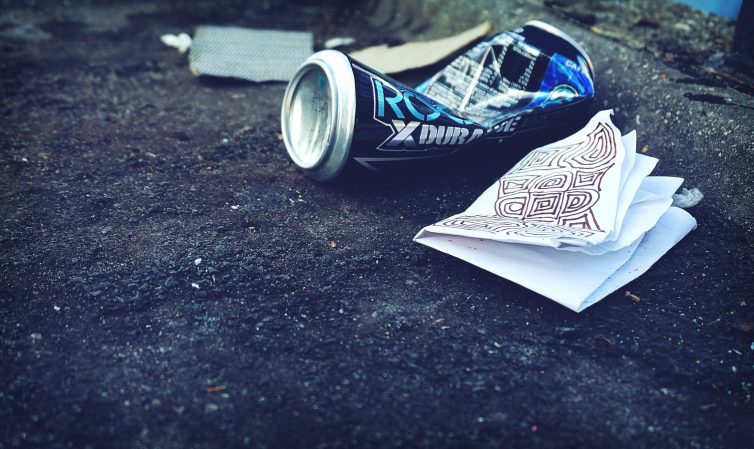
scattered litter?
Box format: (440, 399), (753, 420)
(324, 37), (355, 49)
(205, 403), (219, 413)
(30, 332), (42, 340)
(53, 305), (61, 312)
(641, 144), (650, 153)
(705, 51), (725, 69)
(230, 205), (240, 210)
(191, 282), (200, 289)
(189, 26), (313, 82)
(625, 291), (641, 302)
(672, 187), (704, 208)
(415, 111), (697, 312)
(160, 33), (192, 53)
(328, 241), (337, 249)
(349, 22), (491, 74)
(206, 385), (226, 393)
(194, 258), (202, 266)
(595, 335), (615, 346)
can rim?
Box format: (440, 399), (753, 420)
(524, 20), (595, 77)
(281, 50), (356, 181)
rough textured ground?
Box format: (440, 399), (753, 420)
(1, 1), (753, 448)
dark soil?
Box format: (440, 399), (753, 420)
(1, 1), (753, 448)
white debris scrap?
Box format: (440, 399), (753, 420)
(194, 258), (202, 266)
(161, 33), (192, 53)
(672, 187), (704, 208)
(324, 37), (355, 49)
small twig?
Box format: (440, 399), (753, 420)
(595, 335), (615, 346)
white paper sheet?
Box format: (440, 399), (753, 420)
(414, 110), (697, 312)
(419, 110), (629, 248)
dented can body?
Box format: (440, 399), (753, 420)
(281, 21), (595, 181)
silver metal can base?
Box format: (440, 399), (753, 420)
(281, 50), (356, 181)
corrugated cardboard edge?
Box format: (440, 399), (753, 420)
(349, 22), (492, 74)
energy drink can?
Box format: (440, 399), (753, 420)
(281, 20), (595, 181)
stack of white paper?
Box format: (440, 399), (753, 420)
(414, 110), (697, 312)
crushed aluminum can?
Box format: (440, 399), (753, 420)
(281, 20), (595, 181)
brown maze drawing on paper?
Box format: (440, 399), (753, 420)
(438, 121), (617, 239)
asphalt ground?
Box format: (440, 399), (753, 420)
(1, 1), (753, 448)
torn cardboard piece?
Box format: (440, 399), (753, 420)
(349, 22), (491, 74)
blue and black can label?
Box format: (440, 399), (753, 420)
(281, 21), (596, 181)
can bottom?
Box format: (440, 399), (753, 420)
(281, 50), (356, 181)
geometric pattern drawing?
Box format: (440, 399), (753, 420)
(493, 121), (617, 230)
(437, 214), (598, 239)
(435, 120), (619, 240)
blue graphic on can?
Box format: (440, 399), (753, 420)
(344, 21), (596, 172)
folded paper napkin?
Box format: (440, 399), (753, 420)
(414, 110), (697, 312)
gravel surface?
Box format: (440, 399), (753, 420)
(1, 1), (753, 448)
